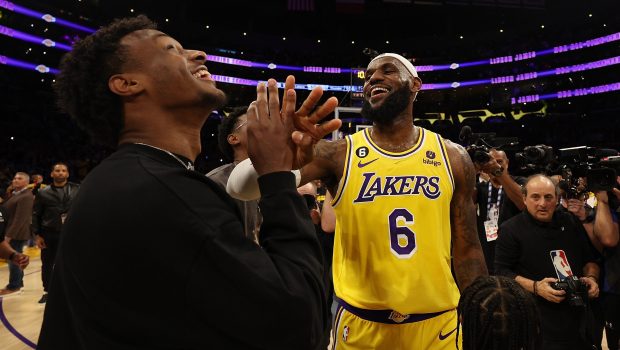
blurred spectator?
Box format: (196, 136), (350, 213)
(0, 172), (34, 296)
(207, 106), (261, 241)
(32, 162), (80, 304)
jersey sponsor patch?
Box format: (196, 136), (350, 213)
(423, 150), (441, 166)
(550, 250), (574, 280)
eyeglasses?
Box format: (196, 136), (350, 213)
(233, 121), (247, 132)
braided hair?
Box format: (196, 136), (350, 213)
(457, 275), (542, 350)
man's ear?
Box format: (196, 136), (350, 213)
(227, 133), (240, 146)
(108, 74), (144, 96)
(410, 76), (422, 93)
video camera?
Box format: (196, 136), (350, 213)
(514, 144), (620, 201)
(555, 146), (619, 195)
(513, 144), (559, 177)
(551, 275), (588, 307)
(458, 126), (519, 176)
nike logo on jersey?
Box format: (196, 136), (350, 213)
(438, 327), (457, 340)
(357, 158), (379, 168)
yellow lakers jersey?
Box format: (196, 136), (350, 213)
(332, 127), (459, 314)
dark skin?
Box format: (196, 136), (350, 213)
(107, 30), (339, 176)
(294, 57), (489, 291)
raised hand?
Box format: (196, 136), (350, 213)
(246, 79), (297, 176)
(280, 75), (341, 169)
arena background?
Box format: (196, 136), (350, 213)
(0, 0), (619, 187)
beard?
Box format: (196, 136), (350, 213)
(361, 84), (412, 125)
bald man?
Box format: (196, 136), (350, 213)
(495, 174), (600, 350)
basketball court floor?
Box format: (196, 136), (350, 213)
(0, 247), (43, 350)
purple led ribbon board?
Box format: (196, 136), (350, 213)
(0, 25), (73, 50)
(0, 54), (59, 74)
(4, 19), (618, 92)
(2, 1), (619, 74)
(0, 0), (95, 33)
(511, 82), (620, 104)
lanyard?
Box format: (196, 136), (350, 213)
(486, 182), (503, 220)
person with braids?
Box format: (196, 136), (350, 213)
(37, 15), (341, 350)
(457, 275), (541, 350)
(207, 106), (261, 241)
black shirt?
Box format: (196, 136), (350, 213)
(38, 144), (328, 350)
(495, 210), (599, 344)
(475, 176), (525, 273)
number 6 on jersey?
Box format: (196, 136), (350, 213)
(389, 208), (417, 259)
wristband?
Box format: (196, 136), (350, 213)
(533, 280), (538, 296)
(8, 252), (16, 261)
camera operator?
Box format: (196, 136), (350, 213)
(495, 174), (601, 350)
(474, 149), (526, 273)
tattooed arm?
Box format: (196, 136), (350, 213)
(299, 139), (347, 194)
(445, 140), (488, 291)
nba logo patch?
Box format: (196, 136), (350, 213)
(550, 250), (574, 280)
(342, 325), (349, 342)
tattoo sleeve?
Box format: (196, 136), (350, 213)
(447, 141), (488, 291)
(300, 139), (346, 190)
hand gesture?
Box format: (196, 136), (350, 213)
(280, 75), (342, 169)
(246, 79), (297, 176)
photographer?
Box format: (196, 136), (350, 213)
(495, 174), (600, 350)
(474, 149), (525, 273)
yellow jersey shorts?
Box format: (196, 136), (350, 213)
(332, 297), (461, 350)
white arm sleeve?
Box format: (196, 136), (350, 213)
(226, 158), (301, 201)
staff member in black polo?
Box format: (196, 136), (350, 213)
(495, 174), (600, 350)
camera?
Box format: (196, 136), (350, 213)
(466, 144), (491, 164)
(459, 126), (519, 176)
(557, 146), (618, 193)
(515, 145), (555, 167)
(514, 144), (619, 195)
(551, 275), (588, 307)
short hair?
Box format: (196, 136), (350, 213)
(54, 15), (157, 146)
(217, 106), (249, 161)
(15, 172), (30, 182)
(521, 174), (559, 196)
(51, 162), (69, 172)
(457, 276), (541, 350)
